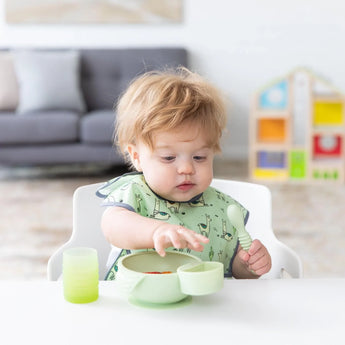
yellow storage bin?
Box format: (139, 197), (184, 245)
(313, 101), (343, 125)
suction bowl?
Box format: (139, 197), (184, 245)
(116, 251), (201, 304)
(116, 251), (224, 306)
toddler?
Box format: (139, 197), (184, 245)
(97, 67), (271, 280)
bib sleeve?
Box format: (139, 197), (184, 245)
(96, 173), (145, 213)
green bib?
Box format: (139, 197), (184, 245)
(97, 172), (249, 279)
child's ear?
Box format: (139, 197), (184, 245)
(127, 144), (142, 171)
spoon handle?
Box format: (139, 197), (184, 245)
(238, 232), (253, 251)
(227, 204), (253, 251)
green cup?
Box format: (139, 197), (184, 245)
(63, 247), (99, 304)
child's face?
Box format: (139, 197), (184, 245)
(128, 123), (215, 202)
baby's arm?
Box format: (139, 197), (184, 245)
(101, 206), (209, 256)
(232, 239), (271, 279)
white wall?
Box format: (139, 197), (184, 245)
(1, 0), (345, 159)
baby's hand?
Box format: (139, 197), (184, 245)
(237, 239), (271, 276)
(152, 224), (209, 256)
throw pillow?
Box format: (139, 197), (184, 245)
(13, 50), (86, 114)
(0, 52), (19, 111)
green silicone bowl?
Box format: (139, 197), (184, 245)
(116, 251), (224, 305)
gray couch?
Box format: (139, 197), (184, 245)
(0, 48), (188, 167)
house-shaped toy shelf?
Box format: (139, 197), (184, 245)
(249, 68), (345, 183)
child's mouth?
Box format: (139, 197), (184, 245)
(177, 182), (195, 191)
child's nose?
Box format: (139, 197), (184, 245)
(177, 160), (195, 175)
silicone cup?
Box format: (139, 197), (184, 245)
(63, 247), (99, 304)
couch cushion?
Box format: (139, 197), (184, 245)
(0, 52), (19, 110)
(13, 50), (86, 114)
(80, 110), (115, 144)
(0, 111), (79, 144)
(0, 144), (124, 166)
(80, 48), (188, 111)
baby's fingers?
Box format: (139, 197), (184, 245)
(154, 229), (182, 256)
(154, 239), (167, 257)
(247, 243), (272, 275)
(250, 261), (271, 276)
(248, 239), (264, 256)
(177, 228), (209, 251)
(237, 248), (250, 263)
(193, 233), (210, 244)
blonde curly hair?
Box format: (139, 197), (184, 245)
(114, 67), (227, 164)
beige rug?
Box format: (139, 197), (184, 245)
(0, 164), (127, 280)
(1, 161), (344, 280)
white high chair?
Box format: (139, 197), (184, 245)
(47, 178), (303, 280)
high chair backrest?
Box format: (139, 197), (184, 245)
(47, 178), (303, 280)
(211, 179), (303, 278)
(47, 182), (109, 281)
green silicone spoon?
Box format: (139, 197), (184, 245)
(227, 204), (253, 251)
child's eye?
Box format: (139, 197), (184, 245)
(193, 156), (207, 162)
(161, 156), (175, 162)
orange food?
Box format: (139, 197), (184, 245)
(144, 271), (172, 274)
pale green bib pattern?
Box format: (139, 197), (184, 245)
(97, 172), (249, 279)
